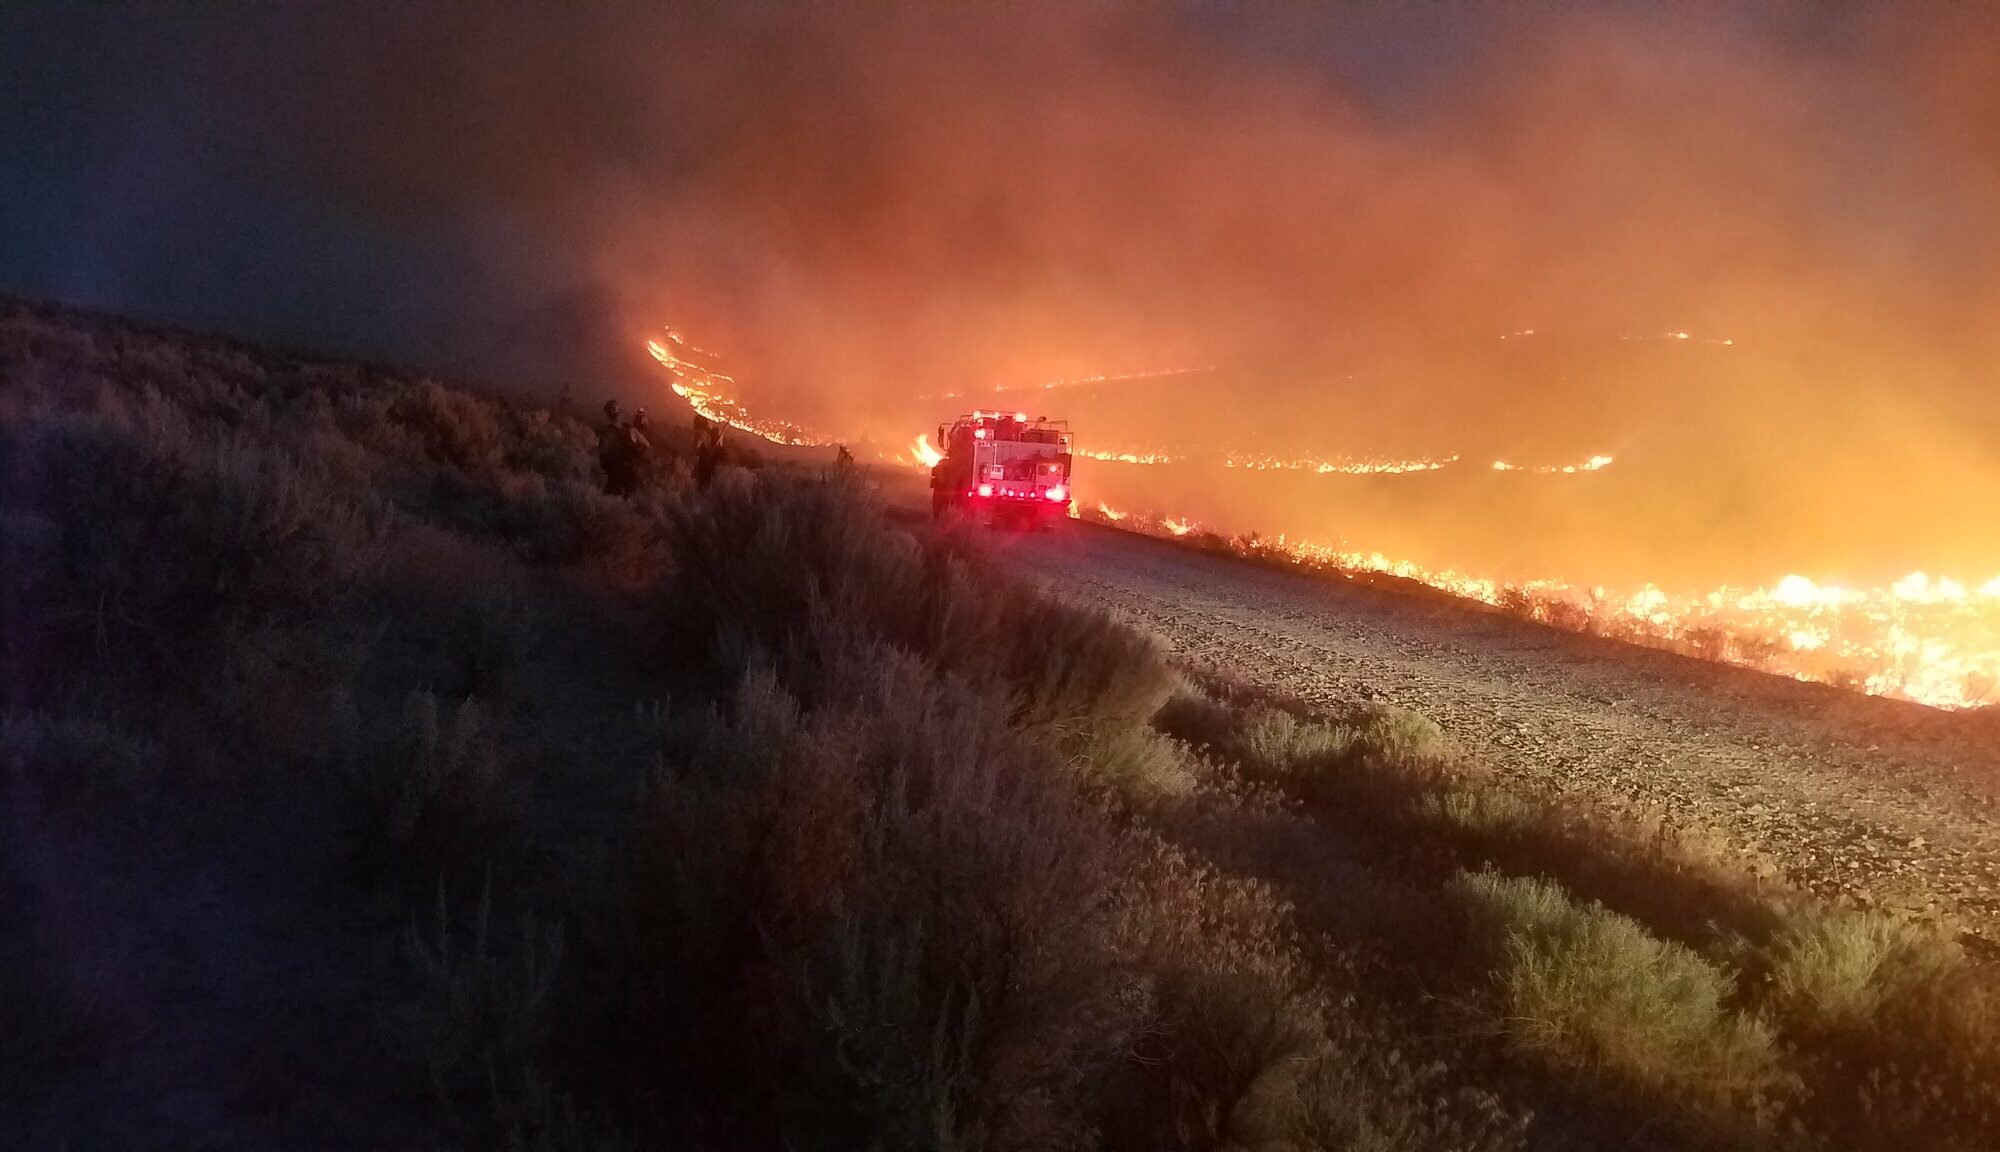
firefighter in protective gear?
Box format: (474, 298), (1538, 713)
(600, 401), (653, 496)
(693, 413), (726, 486)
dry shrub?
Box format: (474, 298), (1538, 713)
(662, 470), (1176, 742)
(0, 709), (158, 811)
(1153, 685), (1239, 751)
(1212, 702), (1453, 808)
(1107, 840), (1526, 1151)
(1107, 842), (1336, 1148)
(444, 589), (540, 702)
(7, 399), (381, 673)
(1070, 723), (1200, 797)
(342, 691), (522, 891)
(1418, 788), (1538, 840)
(396, 883), (567, 1141)
(1450, 871), (1789, 1132)
(395, 380), (507, 474)
(1764, 907), (1959, 1033)
(499, 474), (666, 582)
(1001, 593), (1176, 736)
(659, 469), (928, 679)
(1760, 908), (2000, 1150)
(588, 651), (1135, 1147)
(0, 840), (109, 1113)
(1419, 787), (1783, 948)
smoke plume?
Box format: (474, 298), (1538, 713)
(5, 2), (1999, 584)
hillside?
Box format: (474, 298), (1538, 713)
(3, 299), (1997, 1151)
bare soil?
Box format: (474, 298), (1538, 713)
(1005, 524), (2000, 947)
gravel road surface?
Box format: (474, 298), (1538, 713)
(1003, 524), (2000, 943)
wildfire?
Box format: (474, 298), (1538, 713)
(1224, 453), (1460, 475)
(909, 434), (944, 468)
(1081, 447), (1612, 475)
(639, 324), (1995, 710)
(646, 336), (838, 447)
(1076, 447), (1182, 465)
(1075, 505), (2000, 710)
(1491, 454), (1615, 474)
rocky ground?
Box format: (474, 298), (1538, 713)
(1006, 524), (2000, 949)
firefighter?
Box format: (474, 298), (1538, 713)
(833, 443), (854, 470)
(693, 413), (726, 486)
(601, 403), (654, 496)
(598, 398), (630, 494)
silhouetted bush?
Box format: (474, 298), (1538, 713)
(586, 653), (1136, 1146)
(660, 470), (1176, 739)
(0, 709), (158, 811)
(395, 883), (567, 1143)
(6, 400), (382, 675)
(341, 691), (524, 892)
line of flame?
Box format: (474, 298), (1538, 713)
(1083, 504), (2000, 710)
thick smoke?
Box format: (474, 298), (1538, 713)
(6, 3), (1999, 584)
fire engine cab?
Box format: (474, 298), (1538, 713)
(930, 411), (1073, 527)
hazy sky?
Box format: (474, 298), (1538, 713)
(5, 2), (1998, 580)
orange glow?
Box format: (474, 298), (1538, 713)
(1075, 504), (2000, 710)
(646, 333), (838, 447)
(1083, 447), (1612, 475)
(1492, 454), (1614, 474)
(1225, 453), (1460, 475)
(645, 323), (1998, 711)
(909, 434), (944, 468)
(1076, 447), (1180, 465)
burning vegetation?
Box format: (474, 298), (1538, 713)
(640, 325), (2000, 711)
(1081, 504), (2000, 710)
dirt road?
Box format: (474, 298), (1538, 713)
(1004, 524), (2000, 942)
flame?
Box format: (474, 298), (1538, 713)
(646, 336), (838, 446)
(1084, 448), (1610, 475)
(1077, 447), (1181, 465)
(1223, 453), (1460, 474)
(641, 323), (1995, 711)
(1075, 505), (2000, 711)
(908, 434), (944, 468)
(1492, 453), (1614, 474)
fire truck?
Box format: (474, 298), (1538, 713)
(929, 411), (1073, 527)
